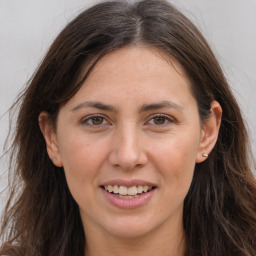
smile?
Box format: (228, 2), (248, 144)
(100, 180), (157, 208)
(103, 185), (154, 198)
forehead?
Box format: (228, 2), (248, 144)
(88, 46), (189, 84)
(66, 46), (195, 109)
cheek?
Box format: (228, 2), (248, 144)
(56, 133), (110, 209)
(149, 135), (199, 185)
(57, 133), (107, 181)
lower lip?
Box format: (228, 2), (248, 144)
(100, 188), (156, 209)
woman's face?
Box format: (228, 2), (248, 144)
(42, 46), (216, 240)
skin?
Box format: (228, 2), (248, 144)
(39, 46), (222, 256)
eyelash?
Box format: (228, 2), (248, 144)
(81, 115), (110, 127)
(80, 114), (174, 128)
(146, 114), (174, 127)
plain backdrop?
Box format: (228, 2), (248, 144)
(0, 0), (256, 212)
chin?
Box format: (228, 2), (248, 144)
(102, 215), (158, 239)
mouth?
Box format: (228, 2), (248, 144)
(100, 185), (156, 199)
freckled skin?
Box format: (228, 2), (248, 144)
(41, 46), (220, 255)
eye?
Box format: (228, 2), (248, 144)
(81, 115), (109, 127)
(146, 114), (174, 126)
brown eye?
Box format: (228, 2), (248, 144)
(146, 114), (173, 127)
(153, 116), (166, 125)
(91, 116), (104, 125)
(82, 115), (108, 127)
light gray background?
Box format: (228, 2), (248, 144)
(1, 0), (256, 212)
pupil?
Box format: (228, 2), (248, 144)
(92, 117), (103, 125)
(154, 117), (165, 124)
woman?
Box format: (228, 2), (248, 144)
(1, 0), (256, 255)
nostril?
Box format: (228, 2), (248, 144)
(108, 148), (148, 171)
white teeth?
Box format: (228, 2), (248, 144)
(116, 194), (140, 199)
(119, 186), (128, 195)
(127, 186), (137, 195)
(137, 185), (143, 193)
(107, 185), (113, 193)
(103, 184), (154, 196)
(113, 185), (119, 194)
(143, 185), (149, 192)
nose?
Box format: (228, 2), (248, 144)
(108, 124), (148, 171)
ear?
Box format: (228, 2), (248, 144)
(38, 112), (63, 167)
(196, 100), (222, 163)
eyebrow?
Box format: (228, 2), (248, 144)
(70, 100), (183, 112)
(139, 101), (183, 112)
(70, 101), (117, 112)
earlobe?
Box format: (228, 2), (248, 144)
(38, 112), (63, 167)
(196, 101), (222, 163)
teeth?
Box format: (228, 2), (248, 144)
(103, 185), (154, 196)
(116, 194), (140, 199)
(137, 185), (143, 193)
(143, 185), (149, 192)
(127, 186), (137, 195)
(107, 185), (113, 193)
(113, 185), (119, 194)
(119, 186), (127, 195)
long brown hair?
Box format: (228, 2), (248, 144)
(1, 0), (256, 255)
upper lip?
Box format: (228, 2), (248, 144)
(100, 179), (157, 187)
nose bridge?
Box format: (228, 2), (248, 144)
(109, 121), (147, 170)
